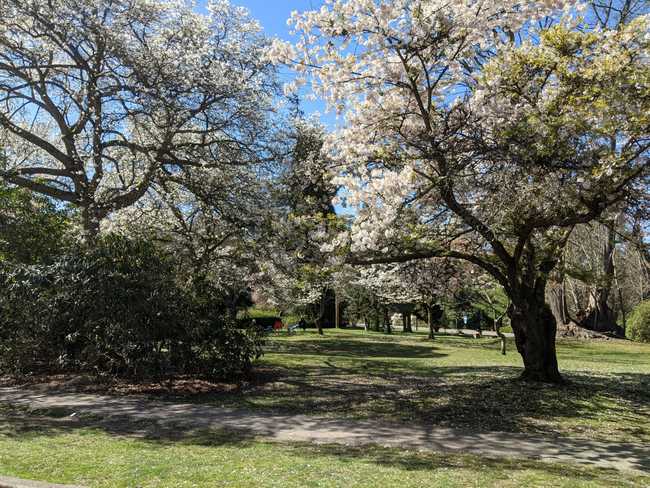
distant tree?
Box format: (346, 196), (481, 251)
(107, 162), (267, 319)
(548, 214), (649, 337)
(259, 120), (342, 335)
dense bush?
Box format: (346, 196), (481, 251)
(0, 183), (69, 264)
(0, 235), (264, 379)
(626, 300), (650, 343)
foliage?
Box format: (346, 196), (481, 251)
(252, 121), (343, 329)
(627, 300), (650, 343)
(0, 235), (263, 379)
(0, 0), (279, 235)
(274, 0), (650, 381)
(0, 183), (69, 264)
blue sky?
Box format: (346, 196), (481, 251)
(229, 0), (318, 39)
(199, 0), (329, 121)
(198, 0), (318, 38)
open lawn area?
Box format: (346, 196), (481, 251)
(217, 329), (650, 444)
(1, 329), (649, 487)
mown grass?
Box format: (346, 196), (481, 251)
(206, 329), (650, 443)
(1, 329), (649, 487)
(241, 308), (300, 326)
(0, 423), (647, 488)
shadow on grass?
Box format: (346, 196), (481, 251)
(290, 442), (644, 483)
(1, 332), (649, 460)
(265, 337), (447, 359)
(0, 411), (257, 449)
(0, 413), (648, 484)
(231, 363), (650, 436)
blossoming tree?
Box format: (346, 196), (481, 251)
(0, 0), (277, 238)
(256, 120), (343, 334)
(284, 0), (650, 382)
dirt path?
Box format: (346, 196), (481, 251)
(1, 386), (647, 473)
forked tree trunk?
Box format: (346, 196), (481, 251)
(509, 281), (563, 383)
(580, 223), (620, 334)
(582, 291), (618, 333)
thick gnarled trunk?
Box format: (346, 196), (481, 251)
(509, 279), (563, 383)
(582, 291), (618, 333)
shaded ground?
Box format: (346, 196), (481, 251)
(3, 330), (649, 444)
(1, 421), (647, 488)
(0, 387), (649, 474)
(1, 330), (649, 487)
(221, 331), (650, 443)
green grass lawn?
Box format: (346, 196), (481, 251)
(1, 328), (649, 487)
(214, 329), (650, 444)
(0, 423), (647, 488)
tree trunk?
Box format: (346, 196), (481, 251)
(509, 281), (563, 383)
(374, 312), (381, 332)
(580, 223), (620, 334)
(383, 307), (392, 335)
(402, 312), (412, 333)
(547, 278), (569, 327)
(81, 206), (101, 242)
(495, 317), (506, 355)
(582, 291), (618, 333)
(316, 290), (326, 336)
(427, 306), (435, 340)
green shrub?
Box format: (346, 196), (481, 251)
(0, 183), (69, 265)
(626, 300), (650, 343)
(0, 235), (263, 380)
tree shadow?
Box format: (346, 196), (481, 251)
(0, 404), (255, 449)
(2, 332), (649, 473)
(266, 337), (446, 359)
(1, 408), (648, 480)
(289, 442), (646, 482)
(212, 364), (650, 445)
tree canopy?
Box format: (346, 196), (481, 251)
(273, 0), (650, 381)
